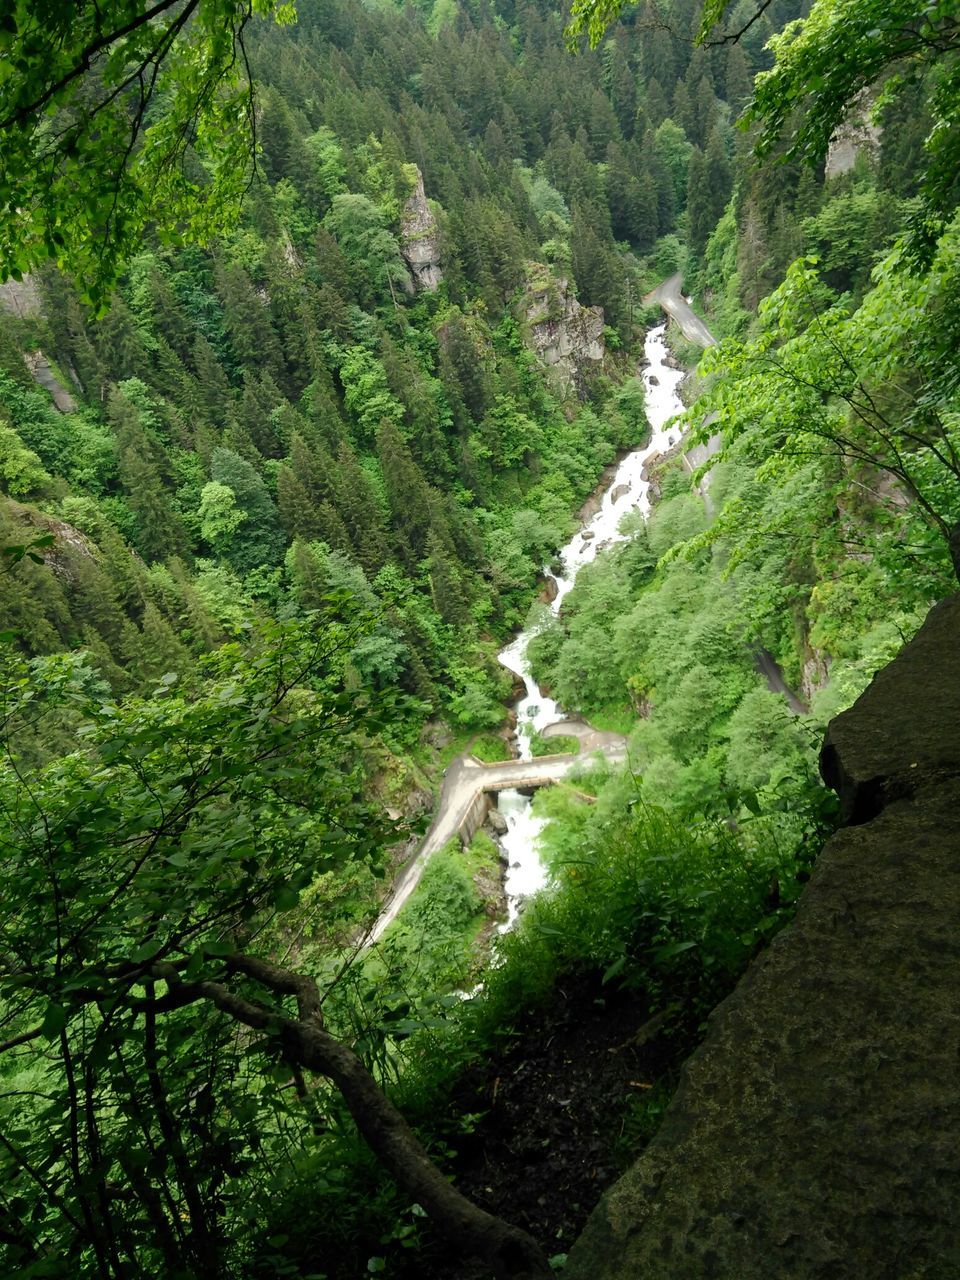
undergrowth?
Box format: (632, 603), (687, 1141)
(247, 772), (836, 1279)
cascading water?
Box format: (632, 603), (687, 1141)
(493, 323), (687, 924)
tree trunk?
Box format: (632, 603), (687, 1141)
(161, 959), (553, 1280)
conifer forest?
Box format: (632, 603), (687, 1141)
(0, 0), (959, 1276)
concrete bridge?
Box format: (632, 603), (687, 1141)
(368, 742), (628, 942)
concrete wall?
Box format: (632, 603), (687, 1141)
(458, 789), (492, 847)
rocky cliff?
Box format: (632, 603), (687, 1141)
(521, 267), (604, 399)
(400, 168), (442, 291)
(564, 592), (960, 1280)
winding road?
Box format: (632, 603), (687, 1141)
(368, 743), (627, 942)
(643, 272), (717, 348)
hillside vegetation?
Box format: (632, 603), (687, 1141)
(1, 0), (959, 1276)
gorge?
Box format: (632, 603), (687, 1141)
(2, 0), (960, 1277)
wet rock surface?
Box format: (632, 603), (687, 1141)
(564, 593), (960, 1280)
(485, 808), (509, 836)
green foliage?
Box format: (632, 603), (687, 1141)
(0, 611), (402, 1275)
(0, 0), (297, 304)
(484, 784), (824, 1029)
(362, 835), (497, 995)
(0, 422), (53, 496)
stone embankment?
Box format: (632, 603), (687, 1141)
(564, 593), (960, 1280)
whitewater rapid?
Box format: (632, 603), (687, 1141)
(493, 323), (687, 922)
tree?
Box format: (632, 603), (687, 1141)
(0, 0), (297, 304)
(323, 194), (411, 306)
(0, 619), (550, 1279)
(109, 384), (192, 563)
(569, 0), (960, 249)
(208, 447), (285, 574)
(726, 685), (811, 791)
(695, 246), (960, 582)
(198, 479), (245, 550)
(686, 146), (714, 253)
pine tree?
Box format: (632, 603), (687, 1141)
(376, 420), (436, 566)
(424, 529), (469, 625)
(109, 389), (191, 564)
(286, 539), (329, 611)
(686, 146), (714, 253)
(209, 447), (286, 574)
(191, 335), (233, 426)
(215, 260), (285, 383)
(705, 126), (733, 228)
(317, 501), (356, 558)
(333, 444), (390, 576)
(237, 372), (285, 459)
(126, 600), (194, 685)
(643, 77), (670, 129)
(670, 82), (695, 141)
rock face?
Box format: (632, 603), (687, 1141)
(400, 168), (442, 291)
(522, 269), (604, 398)
(564, 593), (960, 1280)
(5, 500), (101, 582)
(0, 275), (42, 319)
(825, 93), (881, 179)
(486, 808), (509, 837)
(801, 650), (831, 705)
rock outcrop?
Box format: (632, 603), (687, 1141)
(400, 168), (442, 291)
(825, 92), (881, 179)
(0, 275), (42, 319)
(564, 593), (960, 1280)
(522, 267), (604, 399)
(4, 499), (101, 582)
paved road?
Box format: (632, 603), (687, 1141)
(368, 743), (627, 943)
(541, 718), (627, 753)
(643, 272), (717, 348)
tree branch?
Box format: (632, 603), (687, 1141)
(153, 958), (552, 1279)
(0, 0), (193, 131)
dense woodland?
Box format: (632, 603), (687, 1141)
(1, 0), (959, 1275)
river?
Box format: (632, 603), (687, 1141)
(493, 323), (687, 924)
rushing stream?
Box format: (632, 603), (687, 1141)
(493, 323), (687, 924)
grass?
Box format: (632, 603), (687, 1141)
(585, 703), (635, 734)
(468, 733), (513, 763)
(529, 730), (580, 757)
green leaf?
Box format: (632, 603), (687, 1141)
(203, 940), (234, 957)
(274, 885), (300, 911)
(652, 940), (698, 962)
(129, 939), (164, 964)
(41, 1003), (67, 1039)
(742, 791), (762, 816)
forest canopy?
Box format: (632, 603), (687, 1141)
(1, 0), (959, 1275)
(0, 0), (296, 303)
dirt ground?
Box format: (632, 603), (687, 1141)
(396, 971), (687, 1279)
